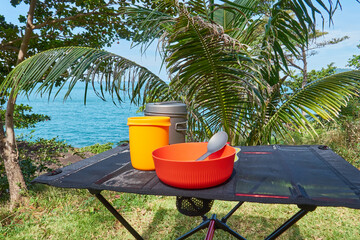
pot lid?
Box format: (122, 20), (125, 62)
(145, 101), (187, 115)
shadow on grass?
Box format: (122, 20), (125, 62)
(0, 184), (50, 208)
(29, 182), (49, 193)
(226, 214), (304, 240)
(140, 207), (303, 240)
(141, 208), (168, 239)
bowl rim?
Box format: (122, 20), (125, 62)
(152, 142), (236, 163)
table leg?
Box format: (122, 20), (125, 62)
(88, 189), (144, 240)
(87, 190), (316, 240)
(264, 205), (316, 240)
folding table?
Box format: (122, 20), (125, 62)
(33, 145), (360, 239)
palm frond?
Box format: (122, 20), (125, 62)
(259, 70), (360, 144)
(213, 0), (258, 36)
(0, 47), (169, 106)
(259, 0), (341, 72)
(162, 3), (262, 137)
(126, 1), (176, 52)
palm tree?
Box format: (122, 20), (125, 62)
(127, 0), (360, 144)
(2, 0), (360, 144)
(1, 0), (360, 204)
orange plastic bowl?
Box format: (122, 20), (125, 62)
(152, 142), (236, 189)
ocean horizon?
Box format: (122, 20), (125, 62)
(16, 83), (142, 147)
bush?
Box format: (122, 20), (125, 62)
(0, 136), (71, 195)
(77, 142), (114, 154)
(280, 117), (360, 168)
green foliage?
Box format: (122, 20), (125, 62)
(0, 135), (70, 195)
(347, 43), (360, 70)
(314, 35), (349, 49)
(0, 14), (19, 82)
(0, 0), (154, 74)
(340, 97), (360, 119)
(77, 142), (113, 154)
(10, 0), (22, 7)
(0, 103), (50, 129)
(332, 118), (360, 167)
(281, 118), (360, 168)
(285, 63), (337, 93)
(117, 140), (130, 146)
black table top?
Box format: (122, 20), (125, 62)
(33, 145), (360, 209)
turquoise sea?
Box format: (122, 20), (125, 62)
(16, 83), (142, 147)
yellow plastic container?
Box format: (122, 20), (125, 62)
(127, 116), (171, 170)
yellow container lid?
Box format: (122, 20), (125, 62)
(127, 116), (171, 126)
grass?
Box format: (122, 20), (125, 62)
(1, 185), (359, 240)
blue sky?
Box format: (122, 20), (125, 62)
(2, 1), (360, 80)
(307, 1), (360, 70)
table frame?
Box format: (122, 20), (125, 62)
(88, 189), (316, 240)
(33, 145), (359, 239)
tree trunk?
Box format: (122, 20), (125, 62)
(301, 47), (308, 89)
(1, 105), (26, 208)
(1, 0), (37, 208)
(0, 128), (25, 208)
(301, 46), (308, 117)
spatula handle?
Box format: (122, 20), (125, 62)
(196, 152), (211, 161)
